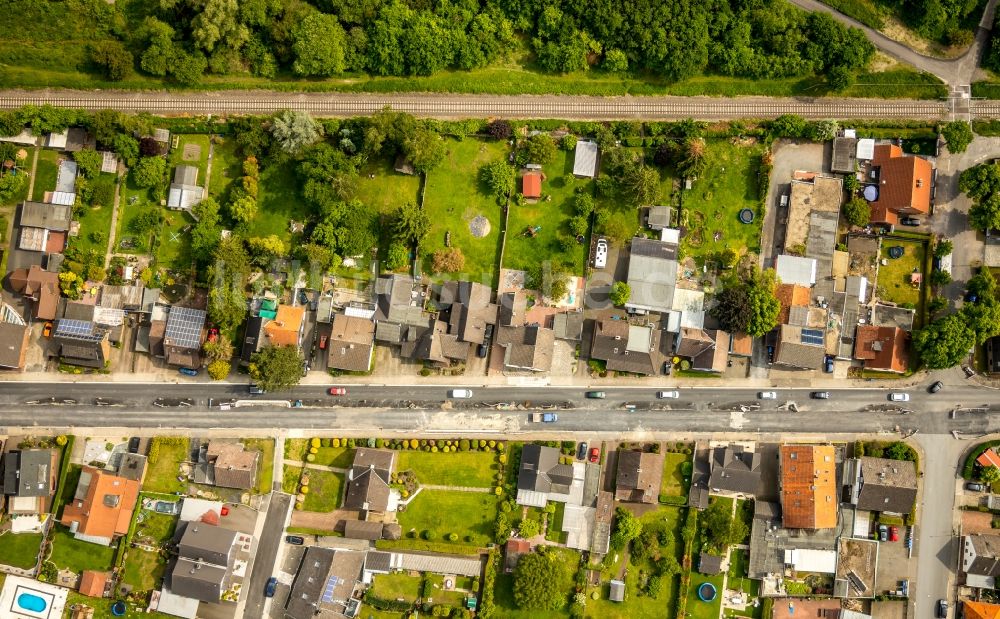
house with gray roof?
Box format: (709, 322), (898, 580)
(709, 444), (763, 497)
(774, 324), (826, 370)
(169, 522), (239, 602)
(2, 449), (57, 514)
(625, 237), (678, 313)
(328, 313), (375, 373)
(963, 534), (1000, 588)
(845, 456), (917, 515)
(344, 449), (396, 514)
(615, 450), (664, 504)
(53, 318), (111, 368)
(0, 302), (29, 370)
(285, 547), (365, 619)
(590, 318), (665, 376)
(516, 444), (577, 506)
(496, 291), (555, 373)
(158, 305), (206, 367)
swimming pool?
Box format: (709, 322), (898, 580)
(17, 592), (47, 613)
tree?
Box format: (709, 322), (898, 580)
(930, 269), (952, 287)
(170, 48), (208, 85)
(603, 49), (628, 73)
(621, 164), (659, 205)
(392, 202), (430, 244)
(942, 121), (974, 154)
(808, 120), (840, 142)
(432, 248), (465, 273)
(190, 197), (223, 261)
(934, 239), (954, 257)
(130, 209), (163, 235)
(203, 338), (235, 363)
(90, 180), (115, 207)
(610, 507), (642, 550)
(678, 137), (707, 178)
(486, 120), (513, 140)
(962, 299), (1000, 345)
(249, 345), (304, 392)
(246, 235), (285, 265)
(190, 0), (248, 53)
(207, 359), (231, 380)
(131, 156), (166, 188)
(842, 197), (870, 227)
(744, 269), (781, 337)
(928, 296), (948, 316)
(702, 498), (748, 553)
(0, 174), (26, 204)
(73, 149), (103, 179)
(481, 160), (516, 200)
(968, 268), (997, 301)
(512, 551), (572, 611)
(520, 134), (557, 166)
(383, 241), (409, 271)
(228, 195), (258, 224)
(981, 466), (1000, 484)
(271, 110), (322, 155)
(609, 281), (631, 306)
(402, 128), (446, 172)
(208, 283), (248, 335)
(826, 66), (854, 91)
(292, 12), (347, 76)
(518, 518), (541, 538)
(960, 163), (1000, 232)
(89, 41), (133, 81)
(914, 314), (976, 369)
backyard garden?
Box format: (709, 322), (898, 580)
(876, 237), (929, 323)
(143, 437), (190, 494)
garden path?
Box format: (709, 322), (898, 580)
(282, 458), (346, 474)
(25, 145), (39, 200)
(104, 165), (123, 268)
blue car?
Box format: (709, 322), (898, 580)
(265, 576), (277, 598)
(178, 367), (198, 377)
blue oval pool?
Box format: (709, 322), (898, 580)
(17, 593), (47, 613)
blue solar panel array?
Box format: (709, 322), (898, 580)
(55, 319), (102, 341)
(800, 328), (824, 346)
(164, 306), (206, 349)
(321, 575), (342, 603)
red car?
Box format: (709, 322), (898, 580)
(589, 447), (600, 463)
(319, 335), (328, 350)
(328, 387), (347, 396)
(207, 328), (219, 343)
(889, 526), (899, 542)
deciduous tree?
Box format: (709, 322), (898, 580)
(609, 281), (631, 306)
(292, 12), (347, 76)
(131, 156), (166, 188)
(512, 550), (572, 611)
(271, 110), (322, 155)
(249, 345), (303, 392)
(914, 313), (976, 369)
(72, 149), (103, 179)
(391, 202), (430, 244)
(842, 197), (871, 227)
(481, 160), (516, 200)
(942, 121), (974, 154)
(89, 41), (133, 81)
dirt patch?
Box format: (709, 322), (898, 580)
(962, 510), (997, 535)
(182, 143), (202, 161)
(879, 16), (967, 59)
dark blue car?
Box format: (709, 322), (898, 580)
(265, 576), (277, 598)
(178, 367), (198, 377)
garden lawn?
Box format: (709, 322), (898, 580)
(31, 149), (60, 200)
(396, 450), (497, 487)
(660, 452), (692, 498)
(283, 465), (302, 494)
(116, 175), (162, 255)
(285, 439), (354, 469)
(144, 438), (189, 494)
(249, 159), (311, 244)
(208, 136), (241, 200)
(586, 507), (684, 619)
(422, 137), (508, 285)
(876, 239), (925, 309)
(723, 548), (762, 618)
(370, 572), (422, 602)
(154, 208), (197, 270)
(354, 156), (422, 216)
(169, 135), (211, 180)
(66, 591), (176, 618)
(301, 469), (345, 512)
(49, 525), (116, 574)
(504, 149), (589, 275)
(121, 546), (167, 592)
(494, 547), (580, 619)
(679, 140), (765, 264)
(242, 438), (275, 494)
(54, 464), (82, 519)
(396, 490), (497, 546)
(544, 501), (567, 544)
(0, 532), (42, 569)
(72, 172), (118, 255)
(686, 573), (725, 619)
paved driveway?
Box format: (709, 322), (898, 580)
(244, 492), (292, 619)
(759, 140), (828, 269)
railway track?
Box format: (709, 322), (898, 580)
(0, 90), (960, 120)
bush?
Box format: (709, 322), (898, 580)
(447, 533), (459, 541)
(561, 134), (578, 151)
(423, 530), (437, 541)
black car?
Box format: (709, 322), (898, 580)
(128, 437), (140, 454)
(484, 324), (495, 339)
(249, 384), (265, 395)
(285, 535), (305, 545)
(476, 343), (488, 358)
(577, 442), (588, 460)
(662, 361), (672, 375)
(810, 391), (831, 399)
(900, 216), (921, 226)
(937, 599), (948, 618)
(928, 381), (943, 394)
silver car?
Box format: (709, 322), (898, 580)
(758, 391), (777, 400)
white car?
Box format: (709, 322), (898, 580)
(888, 392), (910, 402)
(594, 239), (608, 269)
(758, 391), (777, 400)
(448, 389), (473, 399)
(656, 390), (680, 399)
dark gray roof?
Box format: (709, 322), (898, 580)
(117, 453), (147, 482)
(171, 558), (229, 602)
(608, 579), (625, 602)
(698, 552), (726, 575)
(832, 137), (858, 173)
(966, 534), (1000, 577)
(365, 550), (392, 574)
(344, 449), (394, 512)
(709, 445), (763, 496)
(688, 445), (711, 510)
(177, 522), (237, 567)
(0, 322), (28, 369)
(343, 520), (384, 540)
(2, 450), (54, 497)
(285, 547), (335, 619)
(517, 444), (574, 494)
(240, 316), (266, 364)
(20, 202), (72, 231)
(855, 457), (917, 514)
(615, 450), (665, 503)
(552, 311), (584, 341)
(375, 275), (426, 326)
(174, 165), (199, 186)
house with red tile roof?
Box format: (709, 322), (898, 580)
(779, 445), (838, 529)
(965, 600), (1000, 619)
(60, 466), (140, 546)
(977, 448), (1000, 470)
(867, 144), (933, 226)
(262, 304), (305, 349)
(522, 171), (542, 199)
(853, 325), (909, 373)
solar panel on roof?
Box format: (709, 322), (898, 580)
(321, 575), (342, 602)
(164, 306), (206, 349)
(800, 328), (824, 346)
(55, 319), (104, 342)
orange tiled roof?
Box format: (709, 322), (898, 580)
(978, 449), (1000, 470)
(60, 466), (140, 541)
(965, 601), (1000, 619)
(264, 305), (305, 347)
(776, 284), (810, 325)
(854, 325), (909, 373)
(78, 570), (109, 597)
(780, 445), (838, 529)
(868, 202), (899, 226)
(872, 144), (932, 215)
(522, 172), (542, 198)
(730, 333), (753, 356)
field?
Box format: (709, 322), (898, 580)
(504, 149), (589, 276)
(422, 138), (508, 285)
(876, 239), (925, 309)
(660, 452), (692, 498)
(679, 140), (765, 264)
(48, 525), (117, 574)
(0, 531), (43, 569)
(396, 450), (497, 487)
(396, 490), (498, 547)
(144, 438), (190, 494)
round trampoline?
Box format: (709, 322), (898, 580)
(111, 601), (127, 616)
(697, 582), (718, 602)
(738, 208), (755, 224)
(888, 246), (904, 259)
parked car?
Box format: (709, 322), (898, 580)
(265, 576), (278, 598)
(878, 524), (888, 542)
(585, 391), (606, 399)
(889, 526), (899, 542)
(662, 361), (672, 375)
(823, 356), (834, 373)
(128, 437), (140, 454)
(928, 381), (943, 394)
(810, 391), (831, 399)
(594, 239), (608, 269)
(589, 447), (600, 463)
(328, 387), (347, 396)
(657, 390), (680, 399)
(42, 321), (53, 337)
(758, 391), (777, 400)
(888, 392), (910, 402)
(207, 327), (219, 342)
(449, 389), (473, 398)
(178, 367), (199, 377)
(966, 482), (986, 492)
(248, 384), (265, 395)
(937, 599), (949, 618)
(285, 535), (305, 545)
(484, 324), (495, 340)
(298, 290), (309, 305)
(577, 443), (588, 460)
(766, 345), (774, 364)
(477, 343), (488, 358)
(319, 335), (328, 350)
(779, 194), (789, 207)
(963, 365), (976, 378)
(900, 216), (921, 226)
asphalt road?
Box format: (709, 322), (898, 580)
(243, 493), (292, 619)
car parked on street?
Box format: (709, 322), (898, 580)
(265, 577), (277, 598)
(589, 447), (600, 463)
(328, 387), (347, 396)
(585, 391), (606, 399)
(249, 384), (265, 395)
(285, 535), (304, 545)
(449, 389), (473, 398)
(937, 599), (949, 618)
(810, 391), (830, 399)
(928, 381), (943, 393)
(758, 391), (777, 400)
(594, 238), (608, 269)
(889, 526), (899, 542)
(888, 392), (910, 402)
(656, 390), (680, 399)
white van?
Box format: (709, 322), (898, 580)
(449, 389), (473, 399)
